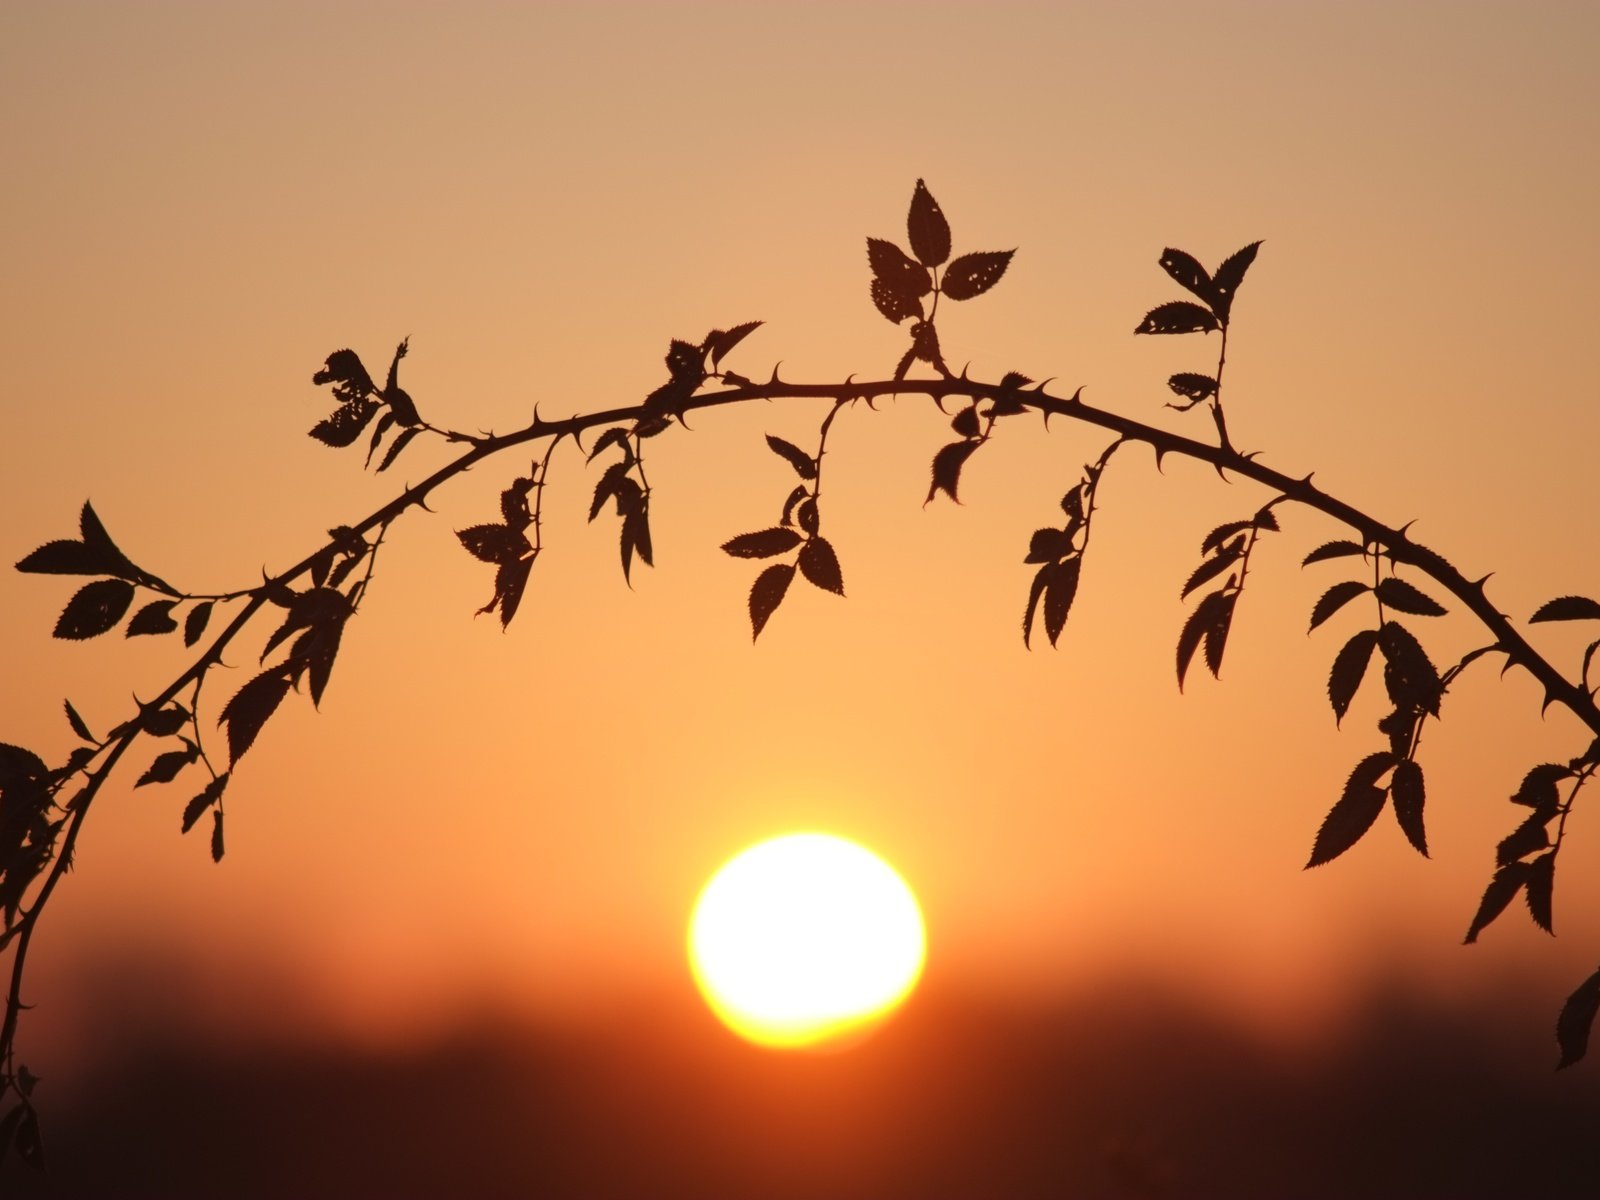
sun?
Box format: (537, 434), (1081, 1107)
(687, 832), (927, 1049)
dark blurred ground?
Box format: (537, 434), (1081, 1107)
(5, 977), (1597, 1199)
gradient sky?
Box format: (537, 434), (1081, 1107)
(2, 0), (1598, 1081)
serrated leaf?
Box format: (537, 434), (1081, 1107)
(1182, 540), (1243, 599)
(588, 461), (634, 522)
(587, 427), (633, 464)
(64, 699), (94, 743)
(1210, 241), (1262, 324)
(999, 371), (1032, 391)
(798, 537), (844, 596)
(1167, 373), (1218, 403)
(941, 250), (1013, 301)
(1042, 557), (1082, 648)
(1524, 851), (1556, 933)
(1376, 576), (1447, 617)
(866, 237), (932, 300)
(16, 539), (121, 577)
(180, 600), (210, 651)
(1303, 540), (1366, 566)
(500, 478), (534, 529)
(748, 562), (794, 641)
(1306, 751), (1395, 867)
(1327, 628), (1380, 725)
(375, 425), (420, 472)
(220, 670), (291, 764)
(1556, 967), (1600, 1069)
(1530, 595), (1600, 623)
(870, 278), (922, 324)
(765, 435), (816, 479)
(457, 524), (526, 565)
(1157, 248), (1216, 306)
(1309, 580), (1370, 632)
(479, 556), (533, 629)
(1252, 508), (1279, 533)
(1177, 589), (1231, 690)
(312, 348), (375, 393)
(1390, 758), (1428, 856)
(707, 321), (763, 369)
(182, 775), (227, 834)
(621, 501), (652, 583)
(907, 179), (951, 267)
(1379, 621), (1442, 715)
(722, 527), (803, 559)
(1200, 521), (1251, 556)
(211, 808), (225, 862)
(364, 410), (397, 468)
(950, 405), (981, 439)
(1021, 564), (1051, 649)
(309, 397), (380, 448)
(780, 484), (808, 527)
(796, 497), (819, 537)
(136, 746), (198, 788)
(1464, 862), (1529, 944)
(142, 704), (189, 737)
(1203, 590), (1238, 677)
(926, 440), (980, 505)
(1025, 527), (1071, 565)
(1512, 763), (1573, 810)
(126, 599), (179, 636)
(1497, 812), (1551, 866)
(54, 578), (135, 640)
(1134, 301), (1218, 336)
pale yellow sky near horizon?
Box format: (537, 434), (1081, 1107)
(2, 1), (1597, 1059)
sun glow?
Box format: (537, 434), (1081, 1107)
(687, 833), (926, 1049)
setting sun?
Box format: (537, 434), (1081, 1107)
(687, 833), (927, 1049)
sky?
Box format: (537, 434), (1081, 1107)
(2, 1), (1599, 1192)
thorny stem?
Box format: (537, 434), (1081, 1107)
(1211, 327), (1234, 452)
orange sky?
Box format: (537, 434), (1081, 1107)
(2, 1), (1598, 1072)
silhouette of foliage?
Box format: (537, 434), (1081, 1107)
(4, 181), (1600, 1174)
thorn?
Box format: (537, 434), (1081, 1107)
(959, 363), (971, 380)
(1396, 520), (1417, 540)
(1472, 573), (1494, 591)
(1032, 377), (1057, 394)
(768, 362), (783, 385)
(1066, 385), (1082, 403)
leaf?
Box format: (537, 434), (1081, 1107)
(479, 556), (534, 629)
(765, 435), (816, 479)
(1497, 812), (1551, 867)
(0, 743), (47, 786)
(182, 775), (227, 834)
(798, 537), (844, 595)
(1021, 564), (1051, 649)
(64, 700), (94, 743)
(706, 321), (763, 369)
(796, 497), (819, 537)
(500, 478), (534, 529)
(309, 397), (380, 447)
(1390, 758), (1428, 856)
(1042, 557), (1082, 648)
(999, 371), (1032, 391)
(16, 539), (125, 577)
(907, 179), (951, 267)
(142, 704), (189, 737)
(722, 527), (803, 559)
(1327, 628), (1380, 725)
(589, 461), (635, 521)
(1157, 248), (1215, 306)
(1524, 851), (1556, 934)
(1464, 862), (1530, 944)
(312, 348), (375, 393)
(220, 670), (291, 764)
(54, 578), (135, 640)
(364, 410), (397, 468)
(385, 386), (420, 428)
(587, 427), (632, 464)
(1309, 580), (1370, 632)
(136, 746), (198, 788)
(926, 440), (980, 505)
(126, 599), (179, 636)
(457, 524), (526, 565)
(665, 338), (703, 383)
(1025, 527), (1071, 565)
(1530, 595), (1600, 623)
(1379, 621), (1442, 715)
(941, 250), (1014, 301)
(1512, 763), (1573, 810)
(375, 426), (420, 472)
(211, 808), (225, 863)
(183, 601), (214, 648)
(13, 1105), (43, 1170)
(1252, 508), (1279, 533)
(1305, 752), (1395, 867)
(1168, 373), (1218, 403)
(1202, 590), (1238, 678)
(748, 562), (795, 641)
(1556, 967), (1600, 1069)
(1303, 540), (1366, 566)
(780, 484), (808, 527)
(1200, 520), (1252, 555)
(1376, 576), (1447, 617)
(1209, 241), (1262, 324)
(621, 501), (652, 583)
(950, 404), (981, 439)
(1182, 539), (1242, 599)
(866, 238), (932, 300)
(1177, 589), (1232, 690)
(870, 278), (922, 324)
(1134, 302), (1218, 336)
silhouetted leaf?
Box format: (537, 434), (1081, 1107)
(1391, 758), (1428, 856)
(1022, 564), (1051, 649)
(1025, 527), (1071, 565)
(706, 321), (763, 369)
(999, 371), (1032, 391)
(893, 345), (917, 381)
(500, 478), (534, 529)
(870, 278), (922, 324)
(0, 743), (47, 787)
(798, 537), (844, 595)
(587, 427), (632, 464)
(64, 700), (93, 743)
(457, 524), (526, 565)
(1524, 851), (1556, 934)
(211, 808), (225, 863)
(1157, 248), (1215, 306)
(1306, 752), (1395, 867)
(1530, 595), (1600, 623)
(1252, 508), (1279, 533)
(748, 562), (794, 641)
(665, 338), (702, 383)
(1303, 540), (1366, 566)
(375, 425), (420, 472)
(1168, 373), (1218, 403)
(867, 237), (932, 300)
(722, 528), (803, 559)
(181, 775), (227, 834)
(178, 600), (212, 649)
(621, 501), (652, 583)
(780, 484), (808, 527)
(1209, 241), (1262, 324)
(1202, 590), (1238, 677)
(220, 670), (291, 764)
(1043, 557), (1082, 647)
(136, 745), (198, 788)
(1556, 967), (1600, 1069)
(13, 1105), (43, 1170)
(766, 435), (816, 479)
(364, 412), (397, 469)
(927, 440), (980, 504)
(908, 319), (946, 374)
(126, 599), (179, 637)
(312, 348), (375, 393)
(1379, 621), (1441, 715)
(385, 386), (420, 428)
(589, 461), (634, 521)
(1376, 576), (1447, 616)
(1309, 580), (1370, 632)
(141, 704), (188, 737)
(1497, 812), (1551, 866)
(951, 404), (981, 439)
(1200, 521), (1252, 555)
(1512, 763), (1573, 810)
(1182, 539), (1242, 599)
(480, 556), (533, 628)
(1134, 302), (1218, 336)
(1464, 863), (1529, 944)
(54, 579), (135, 640)
(310, 397), (380, 447)
(1177, 589), (1233, 689)
(16, 539), (120, 577)
(907, 179), (951, 267)
(941, 250), (1013, 300)
(796, 497), (819, 537)
(1328, 628), (1380, 725)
